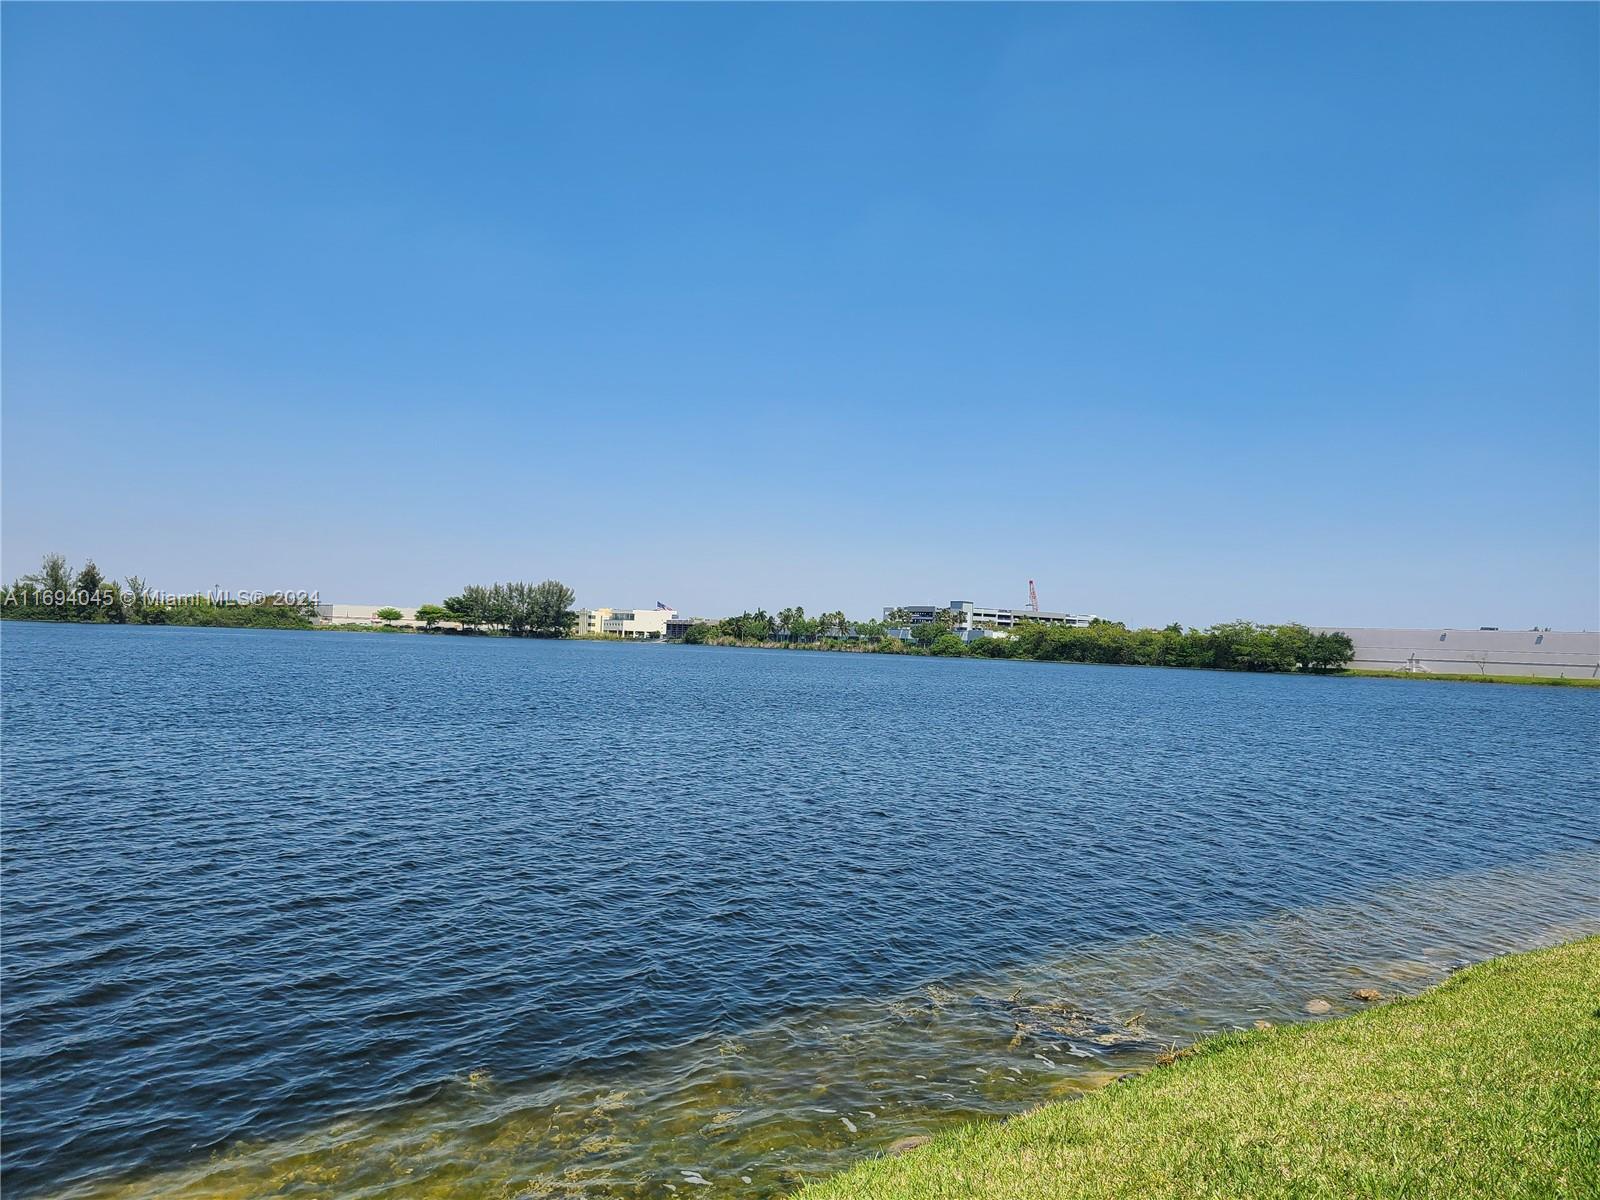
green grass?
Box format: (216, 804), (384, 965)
(798, 937), (1600, 1200)
(1341, 669), (1599, 687)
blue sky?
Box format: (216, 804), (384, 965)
(4, 4), (1596, 628)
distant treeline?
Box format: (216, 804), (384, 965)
(3, 556), (583, 638)
(5, 555), (1353, 673)
(3, 555), (317, 628)
(970, 620), (1354, 672)
(685, 609), (1355, 673)
(420, 581), (576, 636)
(684, 607), (889, 643)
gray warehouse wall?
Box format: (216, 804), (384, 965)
(1311, 627), (1600, 679)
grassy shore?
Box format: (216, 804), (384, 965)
(799, 937), (1600, 1200)
(1340, 668), (1599, 687)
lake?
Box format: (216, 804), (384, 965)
(2, 621), (1596, 1197)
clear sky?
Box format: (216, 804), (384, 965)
(4, 3), (1596, 628)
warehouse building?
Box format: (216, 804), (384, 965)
(315, 603), (422, 627)
(1311, 627), (1599, 679)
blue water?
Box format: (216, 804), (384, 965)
(2, 622), (1596, 1196)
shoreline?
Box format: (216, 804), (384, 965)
(1338, 667), (1598, 687)
(6, 616), (1595, 686)
(679, 638), (1600, 685)
(800, 935), (1600, 1200)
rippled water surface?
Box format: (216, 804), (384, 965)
(3, 623), (1597, 1198)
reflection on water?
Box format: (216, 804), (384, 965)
(59, 850), (1599, 1199)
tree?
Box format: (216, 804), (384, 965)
(681, 621), (717, 644)
(1305, 630), (1354, 672)
(442, 580), (575, 636)
(21, 553), (73, 608)
(458, 584), (499, 631)
(485, 584), (513, 632)
(124, 575), (149, 622)
(968, 633), (1014, 658)
(101, 580), (127, 624)
(375, 607), (403, 624)
(500, 583), (533, 635)
(39, 553), (72, 596)
(442, 594), (479, 631)
(527, 579), (576, 636)
(718, 610), (774, 641)
(415, 604), (448, 630)
(777, 606), (805, 641)
(74, 559), (104, 601)
(1275, 623), (1312, 672)
(67, 560), (117, 621)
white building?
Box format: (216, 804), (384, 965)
(1311, 627), (1599, 680)
(315, 603), (421, 627)
(884, 600), (1099, 637)
(600, 606), (677, 640)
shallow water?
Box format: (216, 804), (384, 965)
(2, 623), (1596, 1197)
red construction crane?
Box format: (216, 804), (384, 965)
(1028, 580), (1039, 612)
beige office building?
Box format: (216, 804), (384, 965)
(572, 608), (614, 636)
